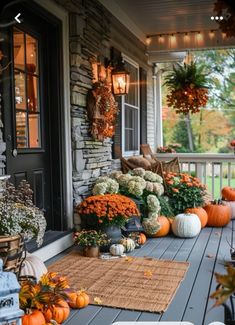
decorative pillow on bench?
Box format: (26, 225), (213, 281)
(127, 156), (152, 169)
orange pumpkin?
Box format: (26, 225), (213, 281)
(152, 216), (171, 237)
(44, 300), (70, 323)
(22, 310), (46, 325)
(221, 186), (235, 201)
(204, 201), (231, 227)
(186, 207), (208, 228)
(137, 233), (147, 245)
(68, 290), (89, 309)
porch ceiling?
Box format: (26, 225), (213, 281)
(112, 0), (216, 36)
(99, 0), (217, 40)
(98, 0), (235, 61)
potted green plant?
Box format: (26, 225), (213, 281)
(73, 230), (110, 257)
(164, 172), (206, 215)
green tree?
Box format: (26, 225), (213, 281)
(173, 119), (192, 152)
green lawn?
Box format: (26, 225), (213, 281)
(206, 177), (235, 199)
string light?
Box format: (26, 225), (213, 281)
(159, 34), (164, 43)
(209, 30), (215, 39)
(146, 36), (151, 46)
(146, 29), (224, 45)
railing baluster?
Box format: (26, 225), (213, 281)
(204, 163), (207, 185)
(228, 162), (231, 186)
(212, 163), (215, 200)
(220, 163), (223, 196)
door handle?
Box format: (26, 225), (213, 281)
(12, 149), (17, 157)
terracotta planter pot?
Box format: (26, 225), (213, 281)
(83, 246), (100, 258)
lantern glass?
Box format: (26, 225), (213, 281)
(112, 71), (130, 95)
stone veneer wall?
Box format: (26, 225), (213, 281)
(55, 0), (113, 209)
(54, 0), (153, 229)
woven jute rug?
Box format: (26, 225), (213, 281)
(48, 251), (189, 313)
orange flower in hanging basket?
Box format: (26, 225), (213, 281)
(164, 62), (209, 115)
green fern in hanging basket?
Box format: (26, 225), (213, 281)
(164, 61), (209, 115)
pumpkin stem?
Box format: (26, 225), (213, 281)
(25, 308), (32, 315)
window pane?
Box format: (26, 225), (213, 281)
(14, 70), (26, 110)
(16, 112), (27, 148)
(27, 76), (39, 112)
(26, 34), (38, 75)
(124, 61), (138, 106)
(13, 29), (25, 70)
(29, 114), (41, 148)
(125, 105), (138, 151)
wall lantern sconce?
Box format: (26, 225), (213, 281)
(111, 56), (130, 96)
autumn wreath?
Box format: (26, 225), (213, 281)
(164, 61), (209, 115)
(87, 81), (118, 141)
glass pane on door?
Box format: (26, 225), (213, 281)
(13, 27), (42, 150)
(13, 29), (25, 70)
(16, 111), (27, 148)
(14, 71), (26, 110)
(26, 34), (38, 75)
(29, 114), (41, 148)
(27, 75), (39, 112)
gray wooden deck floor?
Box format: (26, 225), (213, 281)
(46, 221), (235, 325)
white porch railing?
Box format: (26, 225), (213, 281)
(156, 153), (235, 200)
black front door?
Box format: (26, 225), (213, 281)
(1, 2), (65, 230)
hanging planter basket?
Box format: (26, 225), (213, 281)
(164, 61), (209, 115)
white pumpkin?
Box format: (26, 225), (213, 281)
(20, 253), (47, 281)
(222, 200), (235, 219)
(172, 213), (201, 238)
(119, 238), (135, 252)
(110, 244), (125, 256)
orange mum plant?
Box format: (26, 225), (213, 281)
(77, 194), (140, 227)
(164, 172), (206, 215)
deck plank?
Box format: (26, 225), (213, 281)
(63, 306), (102, 325)
(87, 307), (121, 325)
(204, 222), (232, 324)
(181, 227), (222, 324)
(47, 223), (232, 325)
(113, 310), (141, 322)
(159, 227), (213, 322)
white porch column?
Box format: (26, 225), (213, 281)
(153, 64), (163, 149)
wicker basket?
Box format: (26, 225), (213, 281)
(0, 234), (25, 276)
